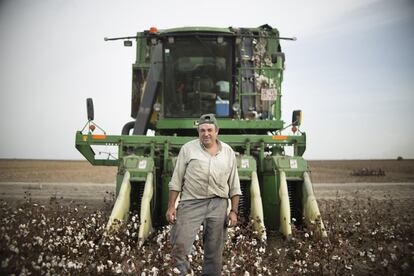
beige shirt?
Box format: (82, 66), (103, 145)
(169, 139), (242, 201)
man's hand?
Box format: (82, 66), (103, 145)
(228, 210), (238, 227)
(166, 191), (179, 224)
(166, 207), (177, 224)
(228, 195), (240, 227)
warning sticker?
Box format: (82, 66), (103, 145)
(241, 159), (250, 169)
(290, 159), (298, 169)
(138, 160), (147, 169)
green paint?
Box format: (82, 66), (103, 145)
(75, 25), (323, 238)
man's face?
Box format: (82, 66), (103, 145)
(198, 123), (218, 148)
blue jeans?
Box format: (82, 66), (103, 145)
(170, 197), (228, 276)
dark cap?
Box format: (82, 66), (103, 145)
(198, 113), (218, 128)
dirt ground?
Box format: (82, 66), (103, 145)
(0, 159), (118, 183)
(308, 159), (414, 183)
(0, 159), (413, 184)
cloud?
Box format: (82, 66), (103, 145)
(315, 0), (414, 37)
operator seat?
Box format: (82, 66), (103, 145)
(193, 76), (216, 99)
(188, 75), (216, 114)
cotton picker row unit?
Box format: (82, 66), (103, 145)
(75, 24), (327, 244)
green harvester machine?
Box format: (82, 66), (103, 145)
(76, 24), (327, 243)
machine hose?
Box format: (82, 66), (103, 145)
(121, 121), (135, 135)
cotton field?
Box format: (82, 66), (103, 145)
(0, 193), (413, 275)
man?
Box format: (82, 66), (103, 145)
(166, 113), (241, 275)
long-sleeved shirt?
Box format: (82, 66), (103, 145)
(169, 139), (242, 201)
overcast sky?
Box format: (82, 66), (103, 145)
(0, 0), (413, 160)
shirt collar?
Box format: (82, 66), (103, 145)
(200, 139), (222, 154)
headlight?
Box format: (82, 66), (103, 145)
(153, 102), (161, 112)
(232, 102), (240, 112)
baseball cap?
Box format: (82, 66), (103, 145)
(198, 113), (218, 128)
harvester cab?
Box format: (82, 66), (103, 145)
(122, 25), (289, 136)
(76, 24), (327, 244)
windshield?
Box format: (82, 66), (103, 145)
(164, 36), (232, 118)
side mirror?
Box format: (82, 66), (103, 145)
(292, 110), (302, 126)
(86, 98), (94, 121)
(271, 52), (285, 63)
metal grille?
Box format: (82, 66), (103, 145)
(130, 181), (146, 216)
(238, 181), (250, 219)
(287, 180), (303, 226)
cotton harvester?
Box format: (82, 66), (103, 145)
(75, 24), (327, 243)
